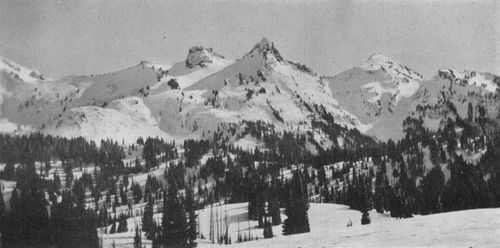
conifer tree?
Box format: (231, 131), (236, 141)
(263, 204), (274, 239)
(185, 187), (198, 247)
(134, 225), (142, 248)
(282, 170), (310, 235)
(359, 177), (371, 225)
(268, 189), (281, 225)
(117, 214), (128, 233)
(0, 185), (5, 216)
(157, 179), (189, 247)
(132, 182), (143, 203)
(142, 194), (155, 239)
(421, 166), (445, 215)
(361, 210), (371, 225)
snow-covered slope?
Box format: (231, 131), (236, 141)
(45, 97), (171, 144)
(359, 54), (423, 103)
(326, 54), (423, 127)
(196, 203), (500, 248)
(0, 57), (49, 129)
(103, 202), (500, 248)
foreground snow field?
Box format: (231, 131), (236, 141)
(102, 203), (500, 248)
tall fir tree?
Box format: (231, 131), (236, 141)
(268, 192), (281, 225)
(282, 170), (310, 235)
(0, 184), (5, 216)
(142, 194), (155, 239)
(157, 179), (189, 247)
(134, 225), (142, 248)
(185, 187), (198, 247)
(421, 166), (445, 215)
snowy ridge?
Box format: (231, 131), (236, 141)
(1, 39), (498, 145)
(0, 57), (45, 83)
(438, 69), (499, 93)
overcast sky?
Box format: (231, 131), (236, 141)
(0, 0), (498, 79)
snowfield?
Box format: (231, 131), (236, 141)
(45, 101), (172, 144)
(102, 202), (500, 248)
(197, 203), (500, 248)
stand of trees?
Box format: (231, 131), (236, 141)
(0, 166), (99, 247)
(151, 178), (197, 248)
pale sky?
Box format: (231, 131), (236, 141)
(0, 0), (498, 79)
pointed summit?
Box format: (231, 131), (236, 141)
(253, 38), (272, 51)
(245, 38), (283, 62)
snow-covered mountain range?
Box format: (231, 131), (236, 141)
(1, 38), (499, 145)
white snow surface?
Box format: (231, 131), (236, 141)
(45, 97), (172, 144)
(196, 203), (500, 248)
(101, 202), (500, 248)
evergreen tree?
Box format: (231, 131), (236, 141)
(134, 225), (142, 248)
(117, 214), (128, 233)
(263, 215), (273, 239)
(282, 170), (310, 235)
(157, 179), (189, 247)
(0, 185), (5, 216)
(132, 182), (143, 203)
(110, 221), (117, 234)
(421, 166), (445, 215)
(361, 210), (371, 225)
(358, 176), (371, 225)
(373, 171), (388, 213)
(142, 194), (155, 239)
(467, 102), (474, 122)
(120, 185), (128, 205)
(185, 188), (198, 247)
(268, 192), (281, 225)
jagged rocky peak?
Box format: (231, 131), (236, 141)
(245, 38), (283, 62)
(185, 46), (224, 69)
